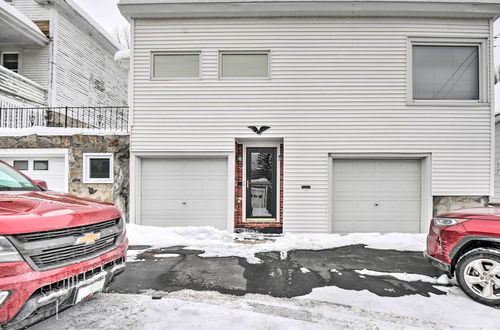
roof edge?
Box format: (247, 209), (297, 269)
(118, 1), (500, 19)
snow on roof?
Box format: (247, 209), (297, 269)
(63, 0), (125, 51)
(0, 0), (48, 42)
(114, 49), (130, 61)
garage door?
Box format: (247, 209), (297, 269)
(2, 156), (66, 192)
(332, 159), (421, 233)
(141, 158), (228, 229)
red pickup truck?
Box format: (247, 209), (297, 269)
(0, 160), (128, 329)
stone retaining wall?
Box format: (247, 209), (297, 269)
(0, 134), (130, 220)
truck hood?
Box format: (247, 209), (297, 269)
(438, 207), (500, 221)
(0, 191), (121, 235)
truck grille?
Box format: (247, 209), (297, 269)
(8, 218), (123, 271)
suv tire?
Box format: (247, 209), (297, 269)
(456, 248), (500, 306)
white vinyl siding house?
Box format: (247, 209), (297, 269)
(1, 0), (128, 107)
(121, 1), (498, 233)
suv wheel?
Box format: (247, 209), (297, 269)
(456, 248), (500, 306)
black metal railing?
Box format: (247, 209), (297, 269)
(0, 106), (129, 132)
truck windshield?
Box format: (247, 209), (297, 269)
(0, 162), (38, 191)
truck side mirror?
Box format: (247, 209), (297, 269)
(33, 180), (48, 190)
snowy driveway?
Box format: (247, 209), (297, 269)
(30, 225), (500, 329)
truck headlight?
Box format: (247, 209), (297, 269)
(433, 217), (468, 227)
(0, 236), (23, 262)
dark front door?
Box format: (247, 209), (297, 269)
(246, 147), (277, 221)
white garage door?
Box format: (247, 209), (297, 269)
(2, 156), (66, 192)
(332, 159), (421, 233)
(141, 158), (228, 229)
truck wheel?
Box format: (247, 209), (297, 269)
(456, 248), (500, 306)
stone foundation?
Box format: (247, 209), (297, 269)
(433, 196), (489, 216)
(0, 134), (129, 220)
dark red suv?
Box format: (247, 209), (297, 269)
(426, 207), (500, 306)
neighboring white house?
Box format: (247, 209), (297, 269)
(0, 0), (130, 218)
(119, 0), (500, 234)
(0, 0), (128, 108)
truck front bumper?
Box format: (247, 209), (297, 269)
(0, 237), (128, 329)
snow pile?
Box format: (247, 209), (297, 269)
(127, 224), (426, 263)
(300, 285), (500, 329)
(355, 269), (438, 284)
(0, 127), (128, 136)
(114, 49), (130, 61)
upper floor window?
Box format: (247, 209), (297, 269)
(220, 51), (269, 78)
(409, 39), (485, 104)
(152, 52), (200, 79)
(2, 52), (19, 73)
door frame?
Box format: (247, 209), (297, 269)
(242, 142), (281, 223)
(0, 148), (69, 193)
(130, 152), (234, 230)
(328, 153), (432, 234)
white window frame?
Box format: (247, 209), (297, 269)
(83, 153), (114, 184)
(406, 37), (488, 106)
(219, 50), (271, 80)
(150, 51), (201, 80)
(1, 51), (21, 74)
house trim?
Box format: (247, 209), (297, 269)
(405, 36), (489, 106)
(118, 0), (500, 19)
(130, 151), (235, 231)
(0, 148), (69, 193)
(328, 153), (432, 233)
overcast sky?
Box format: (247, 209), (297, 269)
(74, 0), (128, 35)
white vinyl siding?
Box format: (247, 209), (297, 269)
(53, 11), (127, 106)
(132, 17), (492, 233)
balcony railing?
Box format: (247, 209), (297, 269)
(0, 106), (129, 133)
(0, 65), (47, 106)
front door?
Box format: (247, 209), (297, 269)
(245, 147), (277, 221)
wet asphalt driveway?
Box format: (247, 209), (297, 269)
(109, 244), (446, 298)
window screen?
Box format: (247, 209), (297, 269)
(2, 53), (19, 73)
(33, 160), (49, 170)
(153, 53), (199, 78)
(412, 45), (479, 100)
(89, 158), (111, 179)
(221, 53), (269, 78)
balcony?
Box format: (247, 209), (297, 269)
(0, 65), (48, 107)
(0, 106), (129, 133)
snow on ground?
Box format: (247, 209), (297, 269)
(32, 290), (455, 330)
(301, 285), (499, 329)
(127, 224), (426, 263)
(355, 269), (439, 284)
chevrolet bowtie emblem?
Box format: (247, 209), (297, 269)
(75, 232), (101, 245)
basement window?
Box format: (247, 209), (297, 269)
(83, 153), (113, 183)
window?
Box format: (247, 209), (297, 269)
(13, 160), (28, 171)
(2, 53), (19, 73)
(409, 39), (485, 103)
(220, 52), (269, 78)
(152, 53), (200, 79)
(83, 153), (113, 183)
(33, 160), (49, 170)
